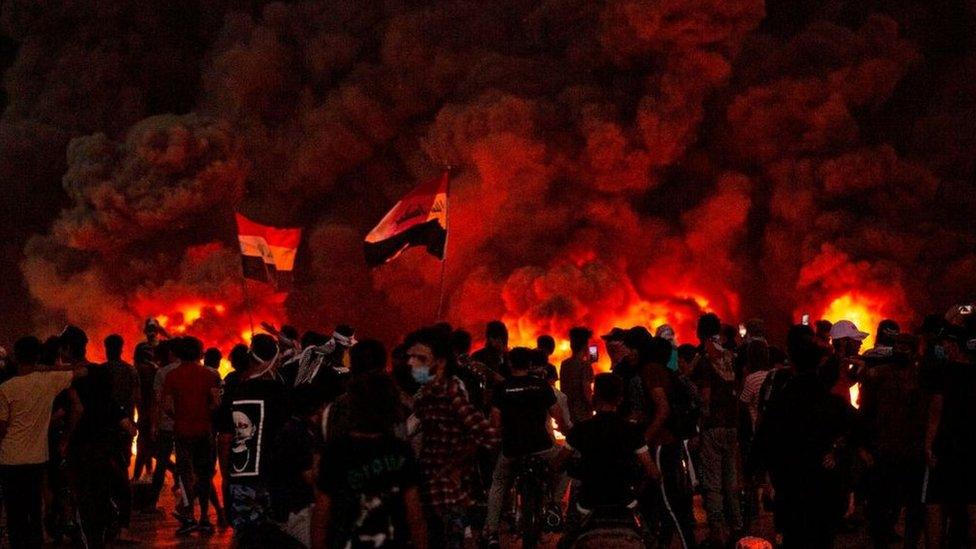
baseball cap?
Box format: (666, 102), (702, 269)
(623, 326), (652, 350)
(829, 320), (869, 341)
(600, 327), (627, 342)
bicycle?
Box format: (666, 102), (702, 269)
(513, 454), (549, 549)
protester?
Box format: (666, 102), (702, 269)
(163, 336), (222, 535)
(133, 342), (159, 481)
(0, 336), (85, 548)
(451, 329), (492, 414)
(150, 339), (185, 514)
(484, 347), (569, 548)
(472, 320), (510, 380)
(3, 300), (971, 548)
(635, 333), (697, 549)
(561, 327), (595, 424)
(273, 384), (325, 546)
(102, 334), (140, 542)
(753, 325), (856, 548)
(292, 325), (356, 402)
(560, 373), (655, 545)
(410, 327), (498, 548)
(63, 325), (138, 547)
(859, 333), (926, 548)
(694, 313), (744, 547)
(217, 334), (292, 545)
(923, 316), (976, 548)
(313, 364), (427, 549)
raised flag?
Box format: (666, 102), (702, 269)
(235, 213), (302, 288)
(364, 172), (448, 266)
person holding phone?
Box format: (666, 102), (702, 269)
(560, 327), (596, 424)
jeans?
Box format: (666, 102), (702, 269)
(700, 427), (743, 536)
(427, 505), (467, 549)
(151, 429), (177, 505)
(485, 446), (560, 535)
(175, 435), (214, 522)
(0, 463), (46, 548)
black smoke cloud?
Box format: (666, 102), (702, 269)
(3, 0), (975, 346)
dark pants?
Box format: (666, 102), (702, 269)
(71, 440), (120, 548)
(0, 463), (46, 548)
(641, 443), (696, 549)
(114, 433), (133, 527)
(772, 469), (845, 549)
(132, 420), (154, 479)
(151, 429), (177, 505)
(175, 435), (214, 522)
(866, 458), (924, 548)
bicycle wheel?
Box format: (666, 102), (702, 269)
(518, 477), (544, 549)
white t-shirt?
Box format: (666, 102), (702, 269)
(0, 370), (74, 465)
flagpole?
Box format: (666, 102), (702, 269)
(234, 211), (257, 339)
(436, 169), (451, 321)
(239, 274), (256, 339)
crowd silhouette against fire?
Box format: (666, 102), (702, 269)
(0, 305), (974, 549)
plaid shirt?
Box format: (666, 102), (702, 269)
(414, 375), (498, 510)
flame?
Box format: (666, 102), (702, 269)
(817, 292), (886, 349)
(810, 291), (894, 409)
(501, 289), (717, 372)
(849, 383), (860, 410)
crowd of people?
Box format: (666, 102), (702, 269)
(0, 305), (973, 549)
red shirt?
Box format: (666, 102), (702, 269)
(162, 361), (220, 438)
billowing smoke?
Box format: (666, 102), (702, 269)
(5, 0), (976, 353)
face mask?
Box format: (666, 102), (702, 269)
(411, 365), (432, 385)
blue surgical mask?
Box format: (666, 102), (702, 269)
(411, 365), (432, 385)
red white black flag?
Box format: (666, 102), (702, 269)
(364, 173), (448, 266)
(235, 212), (302, 288)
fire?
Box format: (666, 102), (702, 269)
(502, 290), (717, 372)
(818, 292), (886, 349)
(812, 291), (894, 409)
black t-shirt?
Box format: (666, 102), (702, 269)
(934, 360), (976, 457)
(216, 374), (290, 482)
(270, 415), (317, 518)
(566, 412), (647, 509)
(71, 362), (126, 445)
(317, 434), (420, 548)
(491, 375), (556, 457)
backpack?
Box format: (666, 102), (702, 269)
(667, 369), (702, 440)
(757, 367), (793, 420)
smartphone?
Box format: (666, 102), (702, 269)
(801, 313), (810, 326)
(738, 323), (747, 338)
(588, 344), (599, 362)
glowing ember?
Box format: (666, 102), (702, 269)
(849, 383), (860, 410)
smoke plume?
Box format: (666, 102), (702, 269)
(3, 0), (975, 353)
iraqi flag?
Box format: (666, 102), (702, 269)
(364, 173), (448, 266)
(235, 213), (302, 288)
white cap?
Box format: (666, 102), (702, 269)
(829, 320), (869, 341)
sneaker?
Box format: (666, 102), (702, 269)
(197, 521), (214, 535)
(176, 520), (198, 536)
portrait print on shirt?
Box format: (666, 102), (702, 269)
(230, 399), (264, 477)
